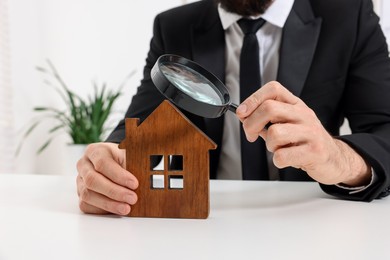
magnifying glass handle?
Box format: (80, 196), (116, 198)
(228, 103), (238, 113)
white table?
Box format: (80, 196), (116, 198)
(0, 174), (388, 260)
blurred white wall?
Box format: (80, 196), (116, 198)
(376, 0), (390, 47)
(9, 0), (196, 175)
(0, 0), (16, 173)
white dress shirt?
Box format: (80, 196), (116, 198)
(217, 0), (294, 180)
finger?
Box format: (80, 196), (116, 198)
(78, 185), (131, 215)
(265, 123), (307, 153)
(78, 160), (138, 205)
(84, 144), (139, 190)
(272, 143), (309, 169)
(272, 141), (327, 170)
(242, 100), (300, 142)
(236, 81), (300, 119)
(78, 200), (110, 215)
(77, 175), (113, 214)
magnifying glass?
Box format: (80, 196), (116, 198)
(151, 54), (238, 118)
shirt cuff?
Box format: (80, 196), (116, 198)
(335, 168), (377, 194)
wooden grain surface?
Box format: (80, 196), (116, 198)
(119, 100), (217, 218)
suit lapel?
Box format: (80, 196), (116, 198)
(191, 2), (226, 177)
(277, 0), (322, 97)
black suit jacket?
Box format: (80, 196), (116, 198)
(107, 0), (390, 201)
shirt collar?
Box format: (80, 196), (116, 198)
(218, 0), (295, 30)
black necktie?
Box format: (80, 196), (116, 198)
(238, 18), (269, 180)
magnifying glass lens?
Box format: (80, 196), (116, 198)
(152, 54), (237, 118)
(160, 63), (224, 106)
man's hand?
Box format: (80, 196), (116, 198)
(76, 142), (139, 215)
(236, 81), (371, 186)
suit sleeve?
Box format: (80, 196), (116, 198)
(105, 15), (166, 143)
(320, 0), (390, 201)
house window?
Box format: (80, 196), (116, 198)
(150, 155), (164, 171)
(150, 154), (184, 190)
(169, 175), (184, 189)
(168, 155), (183, 171)
(151, 175), (165, 189)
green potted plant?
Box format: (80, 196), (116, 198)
(17, 60), (133, 154)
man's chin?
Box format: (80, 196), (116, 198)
(217, 0), (274, 16)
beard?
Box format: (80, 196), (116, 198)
(217, 0), (274, 16)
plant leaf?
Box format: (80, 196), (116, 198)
(37, 138), (53, 154)
(18, 61), (133, 154)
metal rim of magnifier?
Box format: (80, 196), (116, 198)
(151, 54), (232, 118)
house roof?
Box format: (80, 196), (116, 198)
(119, 100), (217, 151)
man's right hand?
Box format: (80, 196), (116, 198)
(76, 142), (139, 215)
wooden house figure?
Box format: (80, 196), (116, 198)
(119, 100), (217, 219)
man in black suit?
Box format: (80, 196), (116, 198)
(76, 0), (390, 215)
